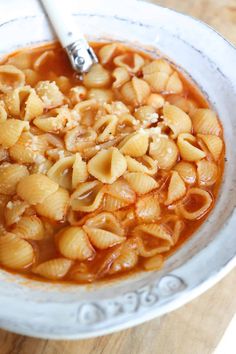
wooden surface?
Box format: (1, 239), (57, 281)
(1, 1), (236, 353)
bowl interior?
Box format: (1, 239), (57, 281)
(0, 0), (236, 339)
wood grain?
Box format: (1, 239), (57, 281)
(1, 1), (236, 353)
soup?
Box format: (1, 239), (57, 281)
(0, 42), (224, 283)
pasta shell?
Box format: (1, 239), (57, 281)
(54, 75), (71, 94)
(0, 163), (29, 195)
(121, 77), (150, 106)
(83, 64), (111, 88)
(165, 171), (186, 205)
(161, 215), (185, 245)
(126, 155), (158, 175)
(197, 134), (223, 161)
(0, 233), (34, 269)
(147, 93), (165, 109)
(0, 65), (25, 93)
(142, 59), (173, 76)
(177, 133), (206, 161)
(109, 243), (138, 274)
(149, 136), (179, 169)
(177, 188), (213, 220)
(65, 126), (97, 153)
(197, 159), (218, 186)
(134, 223), (174, 256)
(93, 114), (118, 143)
(105, 178), (136, 203)
(70, 181), (104, 212)
(33, 116), (64, 133)
(134, 105), (156, 123)
(174, 161), (197, 184)
(7, 52), (32, 70)
(0, 119), (29, 148)
(191, 109), (222, 136)
(83, 212), (125, 249)
(68, 85), (87, 105)
(135, 195), (160, 222)
(163, 104), (192, 138)
(4, 86), (44, 120)
(99, 43), (118, 64)
(117, 113), (139, 133)
(70, 263), (95, 283)
(72, 153), (88, 188)
(88, 147), (127, 184)
(9, 132), (48, 164)
(112, 67), (130, 88)
(4, 200), (29, 226)
(47, 156), (74, 189)
(166, 72), (183, 94)
(143, 254), (164, 270)
(88, 88), (114, 103)
(143, 72), (169, 92)
(12, 215), (44, 240)
(114, 53), (145, 73)
(35, 187), (69, 221)
(118, 131), (149, 157)
(104, 101), (130, 116)
(167, 95), (197, 116)
(33, 258), (72, 280)
(124, 172), (158, 194)
(35, 81), (64, 109)
(103, 195), (130, 211)
(17, 174), (59, 205)
(58, 227), (94, 260)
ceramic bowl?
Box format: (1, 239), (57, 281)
(0, 0), (236, 339)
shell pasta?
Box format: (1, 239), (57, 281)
(0, 41), (224, 283)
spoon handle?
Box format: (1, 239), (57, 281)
(40, 0), (98, 73)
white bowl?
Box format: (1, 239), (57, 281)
(0, 0), (236, 339)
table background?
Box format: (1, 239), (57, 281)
(1, 0), (236, 353)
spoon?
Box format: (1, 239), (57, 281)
(40, 0), (98, 73)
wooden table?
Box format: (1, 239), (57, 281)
(1, 1), (236, 353)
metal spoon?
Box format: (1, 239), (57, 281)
(40, 0), (98, 73)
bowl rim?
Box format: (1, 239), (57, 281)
(0, 0), (236, 339)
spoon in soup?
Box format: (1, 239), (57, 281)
(40, 0), (98, 74)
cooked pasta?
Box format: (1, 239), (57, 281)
(17, 174), (59, 204)
(4, 86), (44, 120)
(0, 65), (25, 93)
(174, 161), (197, 184)
(121, 77), (150, 106)
(165, 171), (186, 205)
(177, 133), (206, 161)
(124, 172), (158, 194)
(163, 104), (192, 138)
(33, 258), (72, 280)
(149, 136), (179, 169)
(0, 163), (29, 195)
(0, 119), (29, 148)
(88, 147), (127, 184)
(0, 41), (224, 284)
(191, 109), (222, 136)
(114, 53), (145, 73)
(83, 212), (125, 249)
(58, 227), (94, 260)
(35, 187), (69, 221)
(0, 233), (34, 269)
(12, 215), (44, 240)
(118, 131), (149, 157)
